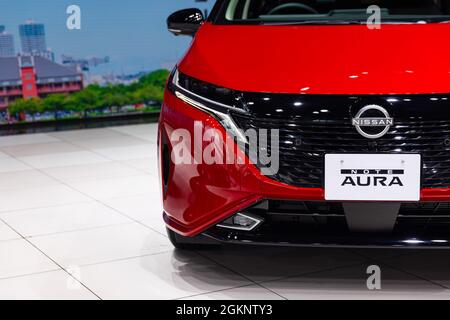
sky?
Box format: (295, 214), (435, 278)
(0, 0), (214, 74)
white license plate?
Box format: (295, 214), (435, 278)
(325, 154), (421, 202)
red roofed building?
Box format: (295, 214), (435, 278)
(0, 55), (83, 109)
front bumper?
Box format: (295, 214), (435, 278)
(199, 201), (450, 248)
(203, 227), (450, 249)
(160, 91), (450, 247)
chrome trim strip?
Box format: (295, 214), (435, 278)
(174, 88), (249, 144)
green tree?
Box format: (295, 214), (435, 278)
(8, 98), (43, 121)
(9, 69), (171, 122)
(102, 92), (129, 109)
(63, 95), (83, 115)
(8, 99), (24, 115)
(43, 94), (67, 120)
(138, 69), (170, 88)
(70, 88), (101, 118)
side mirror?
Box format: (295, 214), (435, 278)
(167, 8), (205, 37)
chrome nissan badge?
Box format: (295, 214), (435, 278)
(352, 105), (394, 139)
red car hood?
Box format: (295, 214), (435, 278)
(179, 22), (450, 95)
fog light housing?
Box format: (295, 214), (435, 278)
(217, 213), (263, 231)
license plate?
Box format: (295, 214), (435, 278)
(325, 154), (421, 201)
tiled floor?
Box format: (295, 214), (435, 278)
(1, 124), (450, 300)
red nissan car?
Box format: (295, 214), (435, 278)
(159, 0), (450, 249)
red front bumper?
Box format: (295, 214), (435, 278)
(159, 91), (450, 237)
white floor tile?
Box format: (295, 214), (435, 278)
(378, 251), (450, 289)
(42, 162), (143, 183)
(0, 184), (91, 213)
(121, 157), (158, 176)
(0, 151), (10, 158)
(262, 264), (450, 300)
(100, 193), (165, 234)
(70, 136), (150, 150)
(1, 202), (131, 237)
(348, 248), (410, 261)
(0, 270), (98, 300)
(100, 193), (162, 222)
(110, 123), (157, 133)
(1, 142), (84, 157)
(29, 223), (171, 267)
(0, 156), (32, 173)
(48, 128), (126, 142)
(0, 170), (58, 191)
(18, 151), (109, 169)
(0, 239), (58, 279)
(180, 285), (284, 300)
(110, 124), (158, 143)
(93, 144), (155, 161)
(138, 218), (167, 235)
(202, 247), (366, 283)
(0, 134), (60, 147)
(67, 174), (154, 200)
(75, 251), (250, 300)
(0, 221), (20, 242)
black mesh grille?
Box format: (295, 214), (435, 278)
(258, 201), (450, 231)
(232, 113), (450, 189)
(264, 201), (450, 217)
(400, 202), (450, 216)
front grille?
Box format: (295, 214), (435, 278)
(253, 201), (450, 230)
(232, 114), (450, 189)
(263, 201), (450, 217)
(400, 202), (450, 216)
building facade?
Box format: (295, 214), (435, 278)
(18, 22), (55, 61)
(19, 22), (47, 54)
(0, 56), (83, 109)
(0, 32), (15, 57)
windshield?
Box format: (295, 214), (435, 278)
(215, 0), (450, 24)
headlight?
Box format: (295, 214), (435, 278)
(168, 68), (248, 143)
(176, 71), (235, 107)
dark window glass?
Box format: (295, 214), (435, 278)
(216, 0), (450, 24)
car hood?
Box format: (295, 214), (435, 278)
(179, 22), (450, 95)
